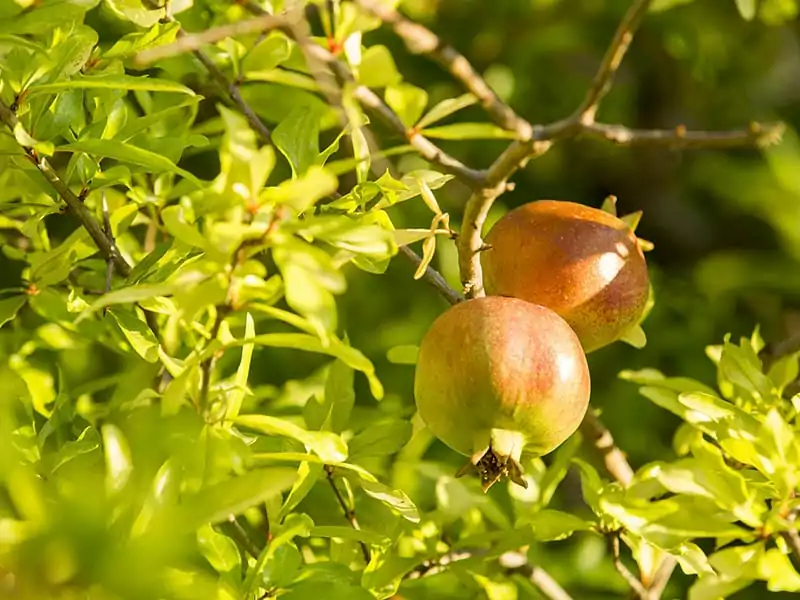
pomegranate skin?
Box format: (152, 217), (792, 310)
(481, 200), (650, 353)
(413, 296), (590, 462)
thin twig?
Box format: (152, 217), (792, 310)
(101, 192), (116, 306)
(324, 466), (370, 563)
(133, 13), (286, 64)
(647, 556), (677, 600)
(583, 121), (785, 148)
(610, 532), (650, 600)
(399, 246), (463, 305)
(580, 409), (634, 486)
(192, 46), (273, 142)
(782, 530), (800, 568)
(0, 102), (132, 277)
(576, 0), (654, 123)
(198, 306), (228, 416)
(500, 551), (574, 600)
(350, 85), (487, 186)
(353, 0), (532, 139)
(219, 517), (262, 558)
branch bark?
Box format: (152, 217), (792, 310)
(133, 13), (286, 64)
(610, 533), (650, 600)
(0, 101), (132, 278)
(500, 551), (575, 600)
(575, 0), (655, 123)
(353, 0), (532, 139)
(134, 16), (274, 143)
(399, 246), (464, 305)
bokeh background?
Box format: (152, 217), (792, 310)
(340, 1), (800, 597)
(3, 0), (800, 598)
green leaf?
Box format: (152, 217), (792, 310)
(0, 0), (100, 35)
(650, 0), (695, 11)
(528, 509), (594, 541)
(225, 313), (255, 424)
(261, 543), (302, 588)
(0, 295), (26, 329)
(734, 0), (757, 20)
(168, 468), (297, 533)
(103, 21), (180, 59)
(416, 93), (479, 129)
(242, 32), (292, 74)
(655, 445), (764, 526)
(758, 547), (800, 591)
(59, 139), (201, 186)
(27, 74), (195, 96)
(767, 352), (799, 393)
(197, 524), (241, 574)
(325, 359), (355, 433)
(311, 526), (390, 546)
(572, 458), (603, 513)
(102, 424), (133, 494)
(131, 459), (180, 537)
(385, 83), (428, 128)
(235, 414), (349, 463)
(109, 308), (160, 363)
(348, 420), (412, 460)
(358, 45), (402, 88)
(247, 333), (383, 400)
(305, 358), (355, 432)
(244, 513), (313, 594)
(273, 106), (322, 177)
(386, 345), (418, 365)
(620, 368), (718, 396)
(538, 432), (582, 508)
(45, 425), (100, 474)
(260, 166), (338, 214)
(421, 122), (519, 140)
(356, 478), (420, 523)
(718, 341), (774, 401)
(240, 83), (338, 130)
(77, 283), (175, 320)
(279, 462), (324, 520)
(105, 0), (164, 27)
(273, 240), (343, 337)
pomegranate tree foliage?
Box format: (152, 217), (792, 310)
(0, 0), (799, 599)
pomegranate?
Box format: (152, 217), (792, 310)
(414, 296), (591, 492)
(481, 200), (651, 353)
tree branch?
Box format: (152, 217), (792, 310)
(500, 551), (574, 600)
(610, 532), (650, 600)
(352, 0), (532, 139)
(133, 13), (286, 65)
(0, 101), (132, 278)
(324, 466), (370, 564)
(576, 0), (654, 123)
(580, 409), (634, 486)
(399, 246), (463, 305)
(349, 85), (487, 186)
(191, 46), (273, 143)
(583, 121), (785, 148)
(134, 17), (274, 143)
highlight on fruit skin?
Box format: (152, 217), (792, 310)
(480, 199), (651, 353)
(413, 296), (591, 492)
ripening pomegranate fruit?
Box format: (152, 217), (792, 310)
(481, 200), (650, 353)
(414, 296), (591, 492)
